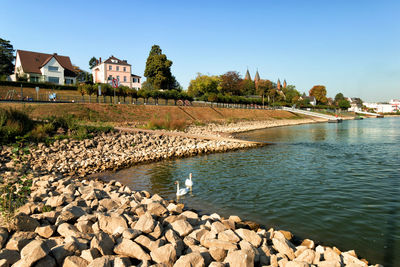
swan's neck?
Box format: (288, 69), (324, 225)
(176, 183), (180, 192)
(190, 174), (192, 181)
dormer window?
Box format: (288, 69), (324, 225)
(48, 66), (58, 72)
(111, 59), (118, 63)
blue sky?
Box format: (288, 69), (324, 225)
(1, 0), (399, 101)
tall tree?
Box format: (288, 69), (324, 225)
(283, 85), (301, 104)
(144, 45), (177, 90)
(188, 73), (221, 97)
(89, 57), (97, 69)
(334, 93), (345, 104)
(240, 79), (256, 96)
(309, 85), (328, 104)
(219, 71), (242, 95)
(0, 38), (15, 77)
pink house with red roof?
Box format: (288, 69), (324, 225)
(13, 50), (77, 85)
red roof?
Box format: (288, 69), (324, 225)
(17, 50), (76, 75)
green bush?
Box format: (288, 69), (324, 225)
(0, 108), (34, 144)
(0, 80), (77, 90)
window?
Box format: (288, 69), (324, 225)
(123, 67), (126, 72)
(30, 76), (39, 82)
(48, 77), (59, 84)
(48, 66), (58, 72)
(108, 75), (112, 80)
(109, 65), (112, 70)
(116, 66), (119, 71)
(65, 78), (74, 84)
(123, 76), (127, 82)
(133, 78), (137, 83)
(111, 59), (118, 63)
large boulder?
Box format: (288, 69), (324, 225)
(113, 239), (151, 261)
(173, 252), (205, 267)
(150, 243), (178, 266)
(272, 237), (295, 260)
(90, 232), (114, 256)
(133, 213), (156, 233)
(13, 214), (40, 232)
(235, 228), (262, 247)
(63, 256), (89, 267)
(170, 219), (194, 237)
(223, 249), (254, 267)
(18, 240), (50, 266)
(98, 214), (128, 235)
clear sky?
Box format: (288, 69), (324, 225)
(1, 0), (399, 102)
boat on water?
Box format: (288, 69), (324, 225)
(354, 116), (364, 120)
(328, 118), (343, 123)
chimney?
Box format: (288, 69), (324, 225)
(53, 53), (58, 55)
(96, 60), (99, 65)
(99, 57), (101, 63)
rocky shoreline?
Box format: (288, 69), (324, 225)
(0, 119), (381, 266)
(0, 173), (377, 267)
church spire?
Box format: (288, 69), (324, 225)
(277, 79), (281, 90)
(254, 70), (260, 83)
(283, 79), (287, 88)
(245, 69), (251, 80)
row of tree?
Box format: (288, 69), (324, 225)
(77, 83), (192, 104)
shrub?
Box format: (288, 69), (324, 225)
(0, 108), (34, 144)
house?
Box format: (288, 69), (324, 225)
(347, 97), (363, 112)
(92, 56), (141, 89)
(364, 99), (400, 113)
(12, 50), (77, 85)
(299, 93), (317, 106)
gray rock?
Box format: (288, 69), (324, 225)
(113, 256), (132, 267)
(150, 243), (177, 266)
(35, 225), (56, 238)
(218, 229), (240, 243)
(113, 239), (151, 261)
(33, 255), (57, 267)
(98, 214), (128, 235)
(13, 214), (40, 232)
(63, 256), (89, 267)
(51, 242), (79, 265)
(209, 247), (227, 262)
(0, 249), (20, 265)
(80, 248), (101, 262)
(171, 219), (194, 237)
(272, 238), (295, 260)
(147, 202), (168, 217)
(90, 232), (114, 256)
(133, 212), (156, 233)
(224, 249), (254, 267)
(19, 240), (50, 266)
(122, 228), (141, 240)
(87, 256), (112, 267)
(235, 228), (262, 247)
(5, 231), (36, 251)
(173, 252), (205, 267)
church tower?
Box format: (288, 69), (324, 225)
(277, 79), (281, 90)
(245, 69), (251, 80)
(283, 79), (287, 88)
(254, 70), (260, 87)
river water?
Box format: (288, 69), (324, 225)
(97, 117), (400, 265)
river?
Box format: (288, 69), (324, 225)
(97, 117), (400, 265)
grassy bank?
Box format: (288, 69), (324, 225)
(0, 102), (305, 129)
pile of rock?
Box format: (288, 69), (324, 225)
(0, 131), (259, 178)
(0, 174), (377, 267)
(185, 118), (325, 136)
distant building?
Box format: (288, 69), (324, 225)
(364, 99), (400, 113)
(92, 56), (141, 89)
(12, 50), (77, 85)
(347, 97), (363, 112)
(299, 93), (317, 106)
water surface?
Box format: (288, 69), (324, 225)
(97, 118), (400, 265)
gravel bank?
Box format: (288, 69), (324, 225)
(0, 174), (378, 267)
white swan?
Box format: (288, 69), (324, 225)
(185, 173), (193, 188)
(175, 181), (189, 196)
